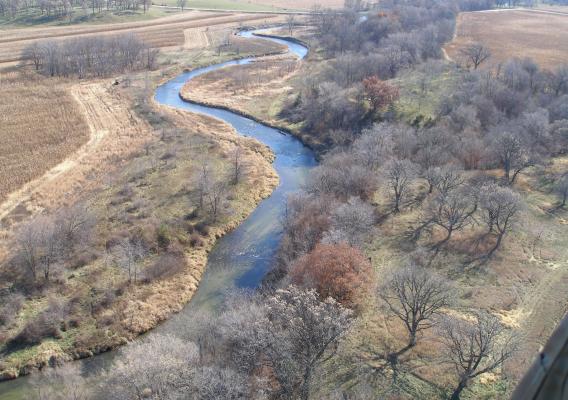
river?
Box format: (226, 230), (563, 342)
(0, 27), (314, 399)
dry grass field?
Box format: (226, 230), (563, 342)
(243, 0), (344, 9)
(444, 9), (568, 69)
(0, 11), (283, 66)
(0, 72), (89, 207)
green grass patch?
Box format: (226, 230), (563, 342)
(0, 7), (175, 28)
(393, 62), (459, 126)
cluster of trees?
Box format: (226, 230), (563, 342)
(282, 0), (458, 147)
(0, 0), (150, 19)
(93, 286), (353, 400)
(13, 205), (94, 285)
(23, 34), (158, 78)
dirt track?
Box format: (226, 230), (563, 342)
(0, 82), (151, 224)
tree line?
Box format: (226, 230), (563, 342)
(23, 34), (159, 78)
(0, 0), (151, 19)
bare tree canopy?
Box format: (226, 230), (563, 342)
(459, 42), (491, 70)
(23, 34), (158, 78)
(379, 264), (454, 354)
(383, 158), (417, 213)
(440, 312), (518, 400)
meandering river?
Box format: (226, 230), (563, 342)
(0, 28), (314, 399)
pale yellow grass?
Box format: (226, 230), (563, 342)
(445, 10), (568, 69)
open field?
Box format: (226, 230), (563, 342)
(156, 0), (344, 10)
(245, 0), (344, 9)
(0, 10), (283, 66)
(0, 72), (89, 208)
(444, 9), (568, 69)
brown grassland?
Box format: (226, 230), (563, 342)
(444, 9), (568, 69)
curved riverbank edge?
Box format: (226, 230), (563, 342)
(0, 116), (280, 384)
(0, 26), (306, 384)
(177, 93), (322, 158)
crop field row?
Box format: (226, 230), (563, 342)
(0, 73), (89, 207)
(444, 9), (568, 69)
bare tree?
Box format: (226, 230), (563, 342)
(323, 196), (375, 247)
(196, 158), (211, 211)
(54, 204), (94, 256)
(554, 173), (568, 208)
(493, 132), (534, 185)
(111, 237), (146, 284)
(176, 0), (187, 10)
(31, 364), (90, 400)
(102, 334), (198, 400)
(286, 14), (296, 35)
(22, 41), (43, 70)
(379, 264), (454, 358)
(263, 286), (353, 400)
(230, 146), (244, 185)
(192, 367), (250, 400)
(440, 312), (517, 400)
(383, 158), (416, 213)
(479, 184), (521, 257)
(15, 215), (62, 283)
(460, 42), (491, 70)
(425, 187), (478, 248)
(433, 165), (465, 197)
(207, 178), (228, 222)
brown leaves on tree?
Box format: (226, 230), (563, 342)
(363, 76), (400, 113)
(290, 243), (373, 308)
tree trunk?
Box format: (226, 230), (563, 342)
(450, 379), (468, 400)
(300, 368), (312, 400)
(486, 233), (504, 258)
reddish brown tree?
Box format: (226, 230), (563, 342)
(363, 76), (400, 113)
(290, 243), (373, 308)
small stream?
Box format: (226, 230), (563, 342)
(0, 28), (314, 399)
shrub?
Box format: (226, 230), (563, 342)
(184, 209), (199, 220)
(189, 234), (204, 248)
(289, 243), (373, 308)
(0, 293), (25, 327)
(156, 225), (171, 251)
(195, 222), (210, 236)
(11, 299), (66, 346)
(143, 252), (186, 281)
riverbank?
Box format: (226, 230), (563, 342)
(0, 30), (287, 383)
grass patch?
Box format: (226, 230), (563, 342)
(0, 7), (174, 28)
(154, 0), (287, 11)
(393, 62), (459, 126)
